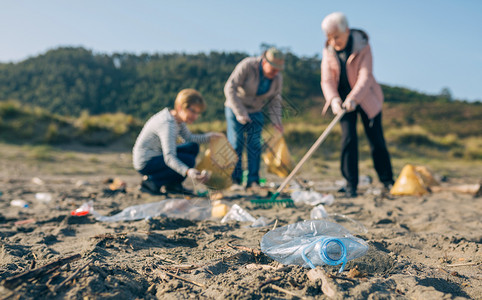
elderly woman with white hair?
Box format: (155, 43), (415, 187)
(320, 12), (394, 197)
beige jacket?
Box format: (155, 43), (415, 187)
(321, 29), (384, 119)
(224, 56), (283, 126)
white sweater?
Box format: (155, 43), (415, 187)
(132, 108), (209, 175)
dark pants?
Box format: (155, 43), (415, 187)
(138, 142), (199, 187)
(340, 107), (393, 191)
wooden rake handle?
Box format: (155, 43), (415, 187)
(275, 110), (346, 195)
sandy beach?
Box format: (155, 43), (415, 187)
(0, 143), (480, 299)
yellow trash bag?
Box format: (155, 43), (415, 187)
(414, 165), (439, 187)
(262, 132), (294, 178)
(390, 164), (429, 196)
(196, 135), (238, 190)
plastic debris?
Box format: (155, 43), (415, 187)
(196, 135), (238, 190)
(72, 199), (213, 222)
(359, 175), (373, 187)
(31, 177), (44, 185)
(221, 204), (256, 223)
(261, 220), (369, 273)
(310, 204), (329, 219)
(291, 190), (335, 206)
(390, 164), (428, 195)
(414, 165), (439, 187)
(250, 197), (295, 208)
(35, 193), (53, 203)
(75, 180), (90, 187)
(11, 199), (29, 208)
(221, 204), (268, 227)
(71, 201), (94, 216)
(310, 209), (368, 235)
(262, 134), (294, 178)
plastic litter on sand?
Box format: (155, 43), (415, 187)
(261, 220), (369, 273)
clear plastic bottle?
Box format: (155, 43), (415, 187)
(11, 199), (29, 208)
(260, 220), (368, 273)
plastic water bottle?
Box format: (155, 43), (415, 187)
(11, 199), (29, 208)
(261, 220), (368, 273)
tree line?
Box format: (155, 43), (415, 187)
(0, 46), (461, 121)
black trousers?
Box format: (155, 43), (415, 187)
(138, 142), (199, 187)
(340, 106), (393, 190)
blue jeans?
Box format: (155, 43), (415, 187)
(137, 142), (199, 187)
(225, 107), (264, 186)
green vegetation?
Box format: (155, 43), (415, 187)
(0, 47), (480, 161)
(1, 46), (472, 122)
(0, 100), (142, 146)
(0, 99), (480, 161)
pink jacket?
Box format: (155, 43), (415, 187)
(321, 29), (384, 119)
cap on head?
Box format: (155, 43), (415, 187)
(321, 12), (349, 34)
(264, 47), (285, 70)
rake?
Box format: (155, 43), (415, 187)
(251, 111), (346, 207)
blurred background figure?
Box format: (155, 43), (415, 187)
(320, 12), (394, 197)
(224, 47), (285, 191)
(133, 88), (222, 195)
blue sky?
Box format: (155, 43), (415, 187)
(1, 0), (481, 101)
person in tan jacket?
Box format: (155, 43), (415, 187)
(224, 47), (284, 189)
(320, 12), (394, 197)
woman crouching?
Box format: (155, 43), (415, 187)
(133, 88), (223, 195)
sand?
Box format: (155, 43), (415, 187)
(0, 144), (480, 299)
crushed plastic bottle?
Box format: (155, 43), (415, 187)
(310, 204), (328, 219)
(221, 204), (268, 227)
(11, 199), (29, 208)
(291, 190), (335, 206)
(261, 220), (369, 273)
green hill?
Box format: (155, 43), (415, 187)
(0, 47), (480, 160)
(0, 46), (469, 121)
